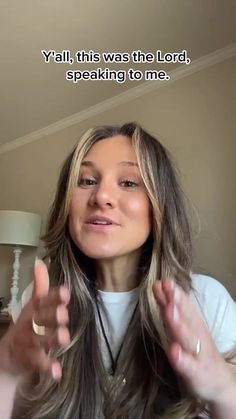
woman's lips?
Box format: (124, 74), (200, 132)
(85, 215), (118, 225)
(84, 223), (119, 232)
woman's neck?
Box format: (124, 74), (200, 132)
(95, 251), (141, 292)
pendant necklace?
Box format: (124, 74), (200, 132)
(95, 292), (138, 388)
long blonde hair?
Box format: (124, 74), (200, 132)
(14, 122), (208, 418)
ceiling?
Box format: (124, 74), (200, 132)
(1, 0), (236, 146)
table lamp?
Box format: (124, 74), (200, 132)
(0, 210), (41, 315)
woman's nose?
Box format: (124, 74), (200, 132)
(88, 181), (116, 208)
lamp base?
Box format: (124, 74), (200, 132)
(7, 246), (22, 316)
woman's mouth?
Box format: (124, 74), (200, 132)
(84, 222), (119, 232)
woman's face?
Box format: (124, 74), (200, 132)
(68, 135), (151, 260)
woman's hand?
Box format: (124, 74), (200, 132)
(153, 278), (236, 404)
(0, 260), (70, 381)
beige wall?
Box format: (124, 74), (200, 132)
(0, 55), (235, 304)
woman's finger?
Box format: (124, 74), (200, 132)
(161, 280), (204, 338)
(32, 260), (70, 329)
(34, 286), (70, 313)
(31, 349), (62, 381)
(153, 280), (168, 307)
(33, 259), (50, 300)
(33, 260), (69, 320)
(154, 279), (209, 356)
(168, 341), (199, 379)
(164, 301), (202, 355)
(43, 326), (71, 351)
(161, 278), (175, 303)
(33, 302), (69, 330)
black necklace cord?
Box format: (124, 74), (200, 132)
(94, 291), (139, 376)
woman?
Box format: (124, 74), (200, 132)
(0, 122), (236, 418)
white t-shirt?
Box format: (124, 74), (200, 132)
(95, 286), (140, 372)
(190, 274), (236, 353)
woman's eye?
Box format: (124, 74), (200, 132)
(120, 180), (138, 188)
(78, 178), (139, 188)
(78, 178), (97, 187)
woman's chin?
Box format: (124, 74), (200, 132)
(81, 246), (118, 260)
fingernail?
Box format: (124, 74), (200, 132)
(173, 305), (179, 323)
(169, 279), (174, 290)
(177, 347), (182, 364)
(174, 286), (181, 303)
(52, 363), (61, 380)
(34, 256), (42, 267)
(59, 286), (70, 303)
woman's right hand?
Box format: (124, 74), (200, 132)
(0, 259), (70, 381)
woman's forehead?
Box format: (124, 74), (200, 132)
(84, 135), (137, 163)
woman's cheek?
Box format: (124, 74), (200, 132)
(125, 195), (150, 218)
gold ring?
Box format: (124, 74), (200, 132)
(32, 317), (46, 336)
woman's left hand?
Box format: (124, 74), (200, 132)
(153, 278), (236, 404)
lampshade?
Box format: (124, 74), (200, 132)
(0, 210), (41, 247)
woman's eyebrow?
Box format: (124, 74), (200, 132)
(118, 161), (138, 167)
(81, 160), (138, 167)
